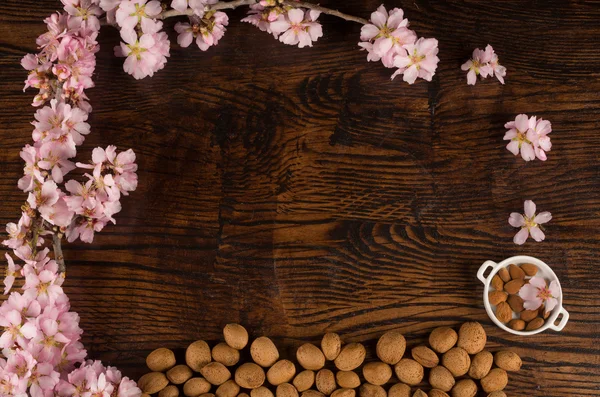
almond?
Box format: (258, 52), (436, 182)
(331, 389), (355, 397)
(457, 322), (486, 354)
(297, 344), (326, 371)
(202, 362), (232, 386)
(429, 366), (455, 392)
(235, 363), (265, 389)
(451, 379), (477, 397)
(520, 263), (538, 276)
(490, 275), (504, 291)
(394, 358), (424, 386)
(358, 384), (385, 397)
(321, 333), (342, 361)
(488, 291), (508, 306)
(428, 327), (457, 354)
(468, 351), (493, 379)
(481, 368), (508, 393)
(158, 385), (179, 397)
(216, 380), (240, 397)
(302, 392), (325, 397)
(388, 383), (411, 397)
(495, 302), (512, 323)
(411, 346), (439, 368)
(167, 365), (193, 385)
(334, 343), (366, 371)
(507, 319), (525, 331)
(315, 369), (336, 396)
(428, 391), (450, 397)
(186, 341), (212, 372)
(520, 309), (538, 322)
(276, 383), (299, 397)
(504, 279), (525, 294)
(526, 318), (545, 331)
(267, 360), (296, 386)
(138, 372), (169, 394)
(498, 267), (511, 283)
(376, 330), (406, 365)
(183, 378), (211, 397)
(411, 390), (427, 397)
(335, 371), (360, 389)
(293, 370), (315, 392)
(251, 337), (280, 368)
(251, 387), (274, 397)
(212, 343), (241, 366)
(147, 348), (176, 372)
(362, 362), (392, 385)
(441, 347), (470, 377)
(494, 351), (522, 372)
(508, 264), (525, 279)
(223, 323), (249, 350)
(507, 295), (524, 313)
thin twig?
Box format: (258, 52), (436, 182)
(103, 0), (369, 26)
(281, 1), (368, 24)
(53, 233), (66, 274)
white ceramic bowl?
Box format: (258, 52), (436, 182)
(477, 255), (569, 335)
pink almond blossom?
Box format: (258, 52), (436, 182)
(171, 0), (218, 15)
(115, 0), (162, 32)
(270, 9), (323, 48)
(175, 12), (229, 51)
(519, 276), (561, 313)
(509, 200), (552, 245)
(391, 37), (439, 84)
(461, 45), (505, 85)
(359, 5), (416, 68)
(504, 114), (552, 161)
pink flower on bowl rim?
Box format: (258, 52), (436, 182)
(519, 276), (561, 313)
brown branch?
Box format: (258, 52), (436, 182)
(53, 233), (66, 274)
(281, 1), (368, 24)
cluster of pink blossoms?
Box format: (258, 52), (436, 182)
(175, 11), (229, 51)
(2, 1), (141, 396)
(461, 45), (506, 85)
(242, 1), (323, 48)
(358, 5), (439, 84)
(504, 114), (552, 161)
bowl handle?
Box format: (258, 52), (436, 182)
(477, 260), (498, 284)
(548, 307), (569, 331)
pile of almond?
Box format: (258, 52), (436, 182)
(488, 263), (548, 331)
(137, 322), (520, 397)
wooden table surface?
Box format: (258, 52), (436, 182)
(1, 1), (599, 396)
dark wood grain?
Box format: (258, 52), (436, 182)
(1, 0), (600, 396)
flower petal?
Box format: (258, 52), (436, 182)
(521, 142), (535, 161)
(545, 297), (558, 313)
(509, 213), (525, 227)
(534, 211), (552, 224)
(523, 297), (543, 311)
(524, 200), (536, 218)
(529, 226), (545, 242)
(549, 280), (561, 297)
(506, 140), (520, 156)
(513, 228), (529, 245)
(515, 114), (529, 132)
(529, 276), (547, 289)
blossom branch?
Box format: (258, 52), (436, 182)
(281, 1), (368, 24)
(156, 0), (369, 24)
(53, 232), (66, 274)
(156, 0), (257, 20)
